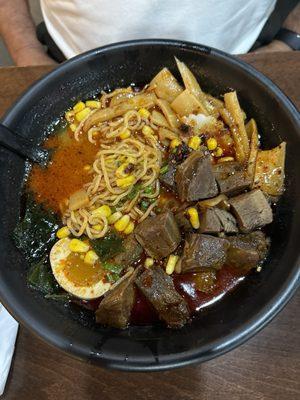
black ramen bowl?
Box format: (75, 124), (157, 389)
(0, 39), (299, 371)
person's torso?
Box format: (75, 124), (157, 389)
(40, 0), (276, 58)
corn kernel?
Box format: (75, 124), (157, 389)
(108, 211), (122, 224)
(69, 239), (90, 253)
(187, 207), (200, 229)
(124, 221), (135, 234)
(215, 147), (223, 157)
(119, 129), (131, 139)
(166, 255), (179, 275)
(84, 250), (99, 265)
(142, 125), (155, 136)
(114, 215), (130, 232)
(65, 110), (74, 122)
(207, 137), (218, 151)
(85, 100), (100, 108)
(170, 138), (181, 149)
(138, 108), (150, 118)
(218, 156), (235, 163)
(92, 224), (103, 231)
(75, 107), (91, 122)
(56, 226), (70, 239)
(70, 123), (77, 132)
(116, 175), (135, 188)
(188, 136), (201, 150)
(92, 205), (112, 218)
(73, 101), (85, 113)
(116, 163), (129, 178)
(175, 260), (182, 274)
(83, 164), (91, 172)
(144, 258), (154, 268)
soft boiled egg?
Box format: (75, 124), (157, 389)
(50, 238), (112, 300)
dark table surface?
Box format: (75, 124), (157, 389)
(0, 52), (299, 400)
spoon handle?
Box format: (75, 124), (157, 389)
(0, 123), (49, 166)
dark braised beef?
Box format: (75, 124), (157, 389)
(213, 161), (251, 197)
(96, 268), (140, 328)
(111, 234), (143, 267)
(229, 189), (273, 233)
(227, 231), (270, 271)
(159, 143), (192, 191)
(199, 208), (222, 234)
(214, 208), (238, 233)
(174, 210), (193, 233)
(159, 162), (177, 191)
(181, 234), (230, 272)
(134, 211), (181, 259)
(199, 207), (238, 234)
(175, 151), (218, 202)
(135, 265), (190, 328)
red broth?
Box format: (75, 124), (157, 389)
(174, 266), (245, 313)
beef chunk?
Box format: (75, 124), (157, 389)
(175, 151), (218, 202)
(159, 162), (177, 191)
(135, 266), (189, 328)
(227, 231), (270, 271)
(214, 208), (238, 233)
(199, 208), (222, 234)
(135, 211), (181, 259)
(96, 269), (139, 328)
(213, 161), (251, 197)
(229, 189), (273, 233)
(199, 207), (238, 234)
(174, 210), (193, 233)
(112, 235), (143, 266)
(181, 233), (230, 272)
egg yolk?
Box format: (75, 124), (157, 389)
(63, 252), (105, 287)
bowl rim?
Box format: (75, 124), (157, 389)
(1, 38), (300, 371)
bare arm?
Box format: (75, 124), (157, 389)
(255, 3), (300, 53)
(0, 0), (56, 66)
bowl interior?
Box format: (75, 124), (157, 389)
(0, 40), (299, 371)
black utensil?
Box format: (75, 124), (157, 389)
(0, 123), (49, 166)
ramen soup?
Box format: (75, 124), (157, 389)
(14, 59), (286, 329)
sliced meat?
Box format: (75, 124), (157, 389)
(199, 207), (238, 234)
(134, 211), (181, 259)
(229, 189), (273, 233)
(213, 161), (251, 197)
(175, 151), (218, 202)
(227, 231), (270, 271)
(181, 233), (230, 272)
(112, 234), (143, 266)
(159, 162), (177, 191)
(135, 265), (189, 328)
(96, 268), (140, 328)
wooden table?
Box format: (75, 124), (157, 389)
(1, 52), (299, 400)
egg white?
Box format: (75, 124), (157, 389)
(50, 238), (112, 300)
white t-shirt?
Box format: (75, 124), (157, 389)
(40, 0), (276, 58)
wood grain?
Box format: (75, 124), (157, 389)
(1, 52), (299, 400)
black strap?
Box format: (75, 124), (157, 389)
(36, 22), (66, 63)
(251, 0), (299, 50)
(275, 27), (300, 50)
